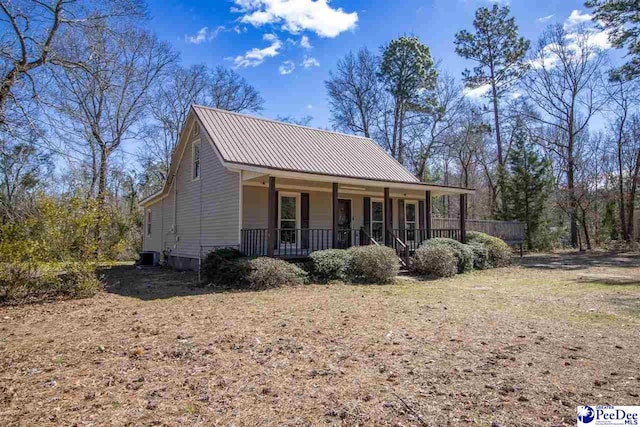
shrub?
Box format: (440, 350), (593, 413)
(201, 247), (244, 285)
(466, 232), (512, 267)
(0, 262), (101, 305)
(347, 245), (399, 283)
(421, 238), (473, 273)
(309, 249), (352, 282)
(468, 242), (491, 270)
(412, 245), (457, 278)
(245, 257), (308, 289)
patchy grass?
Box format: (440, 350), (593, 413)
(1, 253), (640, 426)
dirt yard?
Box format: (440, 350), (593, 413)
(1, 252), (640, 426)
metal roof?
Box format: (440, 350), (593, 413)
(193, 105), (421, 184)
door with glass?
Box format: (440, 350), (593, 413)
(405, 201), (417, 244)
(337, 199), (352, 248)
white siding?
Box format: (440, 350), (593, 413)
(142, 203), (164, 252)
(143, 129), (240, 260)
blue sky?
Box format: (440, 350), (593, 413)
(142, 0), (613, 129)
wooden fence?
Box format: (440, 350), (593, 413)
(434, 218), (525, 243)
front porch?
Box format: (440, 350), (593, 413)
(239, 174), (469, 261)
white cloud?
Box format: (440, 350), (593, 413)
(185, 26), (225, 44)
(279, 60), (296, 75)
(231, 0), (358, 38)
(537, 14), (554, 23)
(306, 104), (313, 109)
(301, 56), (320, 68)
(233, 25), (247, 34)
(463, 84), (490, 100)
(233, 33), (282, 68)
(300, 35), (312, 49)
(564, 10), (592, 29)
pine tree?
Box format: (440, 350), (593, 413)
(454, 4), (530, 211)
(501, 129), (552, 249)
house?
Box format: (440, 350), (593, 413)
(140, 105), (474, 270)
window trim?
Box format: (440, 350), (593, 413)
(192, 139), (201, 181)
(278, 192), (301, 247)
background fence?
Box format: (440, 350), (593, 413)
(433, 218), (526, 242)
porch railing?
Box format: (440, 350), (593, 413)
(240, 228), (376, 258)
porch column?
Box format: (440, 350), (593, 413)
(332, 183), (339, 248)
(267, 176), (276, 257)
(384, 187), (391, 246)
(425, 190), (433, 240)
(459, 193), (467, 244)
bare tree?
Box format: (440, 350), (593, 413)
(325, 48), (380, 137)
(606, 75), (640, 241)
(0, 0), (144, 127)
(408, 71), (465, 181)
(53, 22), (176, 253)
(207, 66), (264, 113)
(142, 64), (208, 183)
(522, 25), (607, 248)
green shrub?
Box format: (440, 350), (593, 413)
(412, 245), (457, 278)
(245, 257), (308, 289)
(201, 247), (244, 285)
(421, 238), (473, 273)
(0, 262), (101, 305)
(466, 232), (512, 267)
(468, 242), (491, 270)
(309, 249), (352, 282)
(347, 245), (399, 283)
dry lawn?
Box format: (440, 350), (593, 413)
(1, 252), (640, 426)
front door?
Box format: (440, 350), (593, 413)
(337, 199), (352, 248)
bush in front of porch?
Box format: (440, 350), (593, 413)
(421, 238), (474, 274)
(412, 245), (458, 278)
(466, 232), (512, 267)
(309, 249), (353, 282)
(347, 246), (399, 284)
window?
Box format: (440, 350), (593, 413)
(146, 210), (152, 236)
(192, 140), (201, 180)
(371, 200), (384, 242)
(279, 194), (299, 245)
(192, 124), (199, 136)
(405, 201), (417, 241)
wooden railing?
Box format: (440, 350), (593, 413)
(390, 229), (461, 254)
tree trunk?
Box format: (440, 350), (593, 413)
(94, 145), (109, 257)
(567, 134), (578, 248)
(617, 139), (628, 241)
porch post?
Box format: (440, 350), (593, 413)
(425, 190), (433, 240)
(459, 193), (467, 244)
(384, 187), (391, 246)
(332, 183), (339, 248)
(267, 176), (276, 257)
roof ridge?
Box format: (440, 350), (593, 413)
(191, 104), (373, 141)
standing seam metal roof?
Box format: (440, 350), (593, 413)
(192, 105), (420, 184)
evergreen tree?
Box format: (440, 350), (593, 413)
(586, 0), (640, 79)
(500, 129), (552, 249)
(454, 4), (530, 208)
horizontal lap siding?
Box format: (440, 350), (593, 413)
(171, 132), (201, 259)
(201, 133), (240, 249)
(142, 202), (163, 253)
(242, 186), (268, 229)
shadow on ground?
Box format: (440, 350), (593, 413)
(518, 251), (640, 271)
(99, 264), (211, 301)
